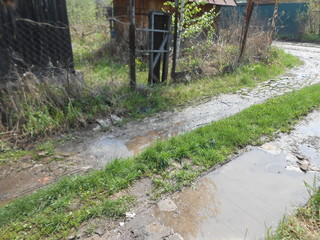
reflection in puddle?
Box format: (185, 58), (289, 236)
(126, 131), (163, 155)
(87, 138), (132, 161)
(155, 178), (221, 240)
(155, 150), (317, 240)
(86, 131), (165, 166)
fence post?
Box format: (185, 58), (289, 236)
(171, 0), (179, 80)
(129, 0), (136, 89)
(238, 0), (255, 62)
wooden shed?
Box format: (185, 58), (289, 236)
(111, 0), (237, 40)
(0, 0), (73, 83)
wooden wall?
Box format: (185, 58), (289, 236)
(113, 0), (218, 40)
(0, 0), (73, 80)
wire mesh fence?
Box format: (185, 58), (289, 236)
(0, 0), (74, 87)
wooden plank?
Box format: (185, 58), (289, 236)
(137, 49), (170, 53)
(162, 14), (171, 82)
(151, 34), (170, 69)
(136, 28), (170, 33)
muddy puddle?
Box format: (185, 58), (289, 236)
(154, 150), (317, 240)
(107, 145), (318, 240)
(1, 41), (320, 205)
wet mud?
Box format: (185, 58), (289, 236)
(107, 110), (320, 240)
(1, 41), (320, 205)
(154, 150), (316, 240)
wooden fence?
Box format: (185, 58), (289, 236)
(0, 0), (74, 81)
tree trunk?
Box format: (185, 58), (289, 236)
(176, 0), (185, 60)
(269, 0), (279, 45)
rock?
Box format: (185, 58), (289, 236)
(125, 212), (136, 219)
(119, 222), (125, 227)
(95, 228), (105, 237)
(158, 198), (177, 212)
(111, 115), (122, 123)
(38, 151), (48, 157)
(298, 160), (309, 172)
(172, 161), (183, 169)
(296, 154), (305, 160)
(21, 157), (32, 163)
(21, 163), (33, 169)
(68, 235), (77, 240)
(93, 125), (101, 132)
(168, 233), (184, 240)
(96, 119), (111, 128)
(144, 222), (172, 239)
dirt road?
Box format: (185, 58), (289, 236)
(1, 41), (319, 206)
(104, 110), (320, 240)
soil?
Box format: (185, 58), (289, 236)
(0, 41), (319, 210)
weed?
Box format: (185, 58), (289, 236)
(266, 177), (320, 240)
(1, 84), (320, 238)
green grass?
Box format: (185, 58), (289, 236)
(2, 45), (300, 140)
(267, 178), (320, 240)
(103, 47), (301, 119)
(301, 34), (320, 44)
(1, 83), (320, 239)
(276, 33), (320, 44)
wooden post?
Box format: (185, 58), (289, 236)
(238, 0), (255, 62)
(171, 0), (179, 80)
(268, 0), (279, 45)
(162, 14), (172, 83)
(129, 0), (136, 89)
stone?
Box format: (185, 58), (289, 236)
(96, 119), (111, 128)
(125, 212), (136, 219)
(111, 115), (122, 123)
(95, 228), (105, 237)
(168, 233), (184, 240)
(158, 198), (177, 212)
(298, 160), (309, 172)
(296, 154), (305, 160)
(21, 163), (33, 169)
(145, 222), (172, 239)
(38, 151), (48, 157)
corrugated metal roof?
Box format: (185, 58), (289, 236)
(236, 0), (305, 3)
(189, 0), (237, 6)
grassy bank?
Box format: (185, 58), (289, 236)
(0, 47), (301, 141)
(267, 179), (320, 240)
(1, 83), (320, 239)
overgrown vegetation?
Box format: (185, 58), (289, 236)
(0, 0), (302, 142)
(1, 83), (320, 239)
(294, 0), (320, 43)
(0, 47), (299, 143)
(267, 178), (320, 240)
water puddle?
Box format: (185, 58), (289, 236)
(126, 131), (163, 155)
(155, 150), (317, 240)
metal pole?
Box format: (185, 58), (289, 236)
(171, 0), (179, 81)
(129, 0), (136, 89)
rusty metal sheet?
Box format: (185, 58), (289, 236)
(189, 0), (237, 6)
(224, 0), (237, 6)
